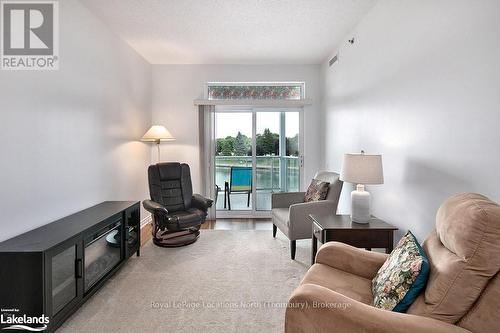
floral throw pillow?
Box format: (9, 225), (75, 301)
(304, 179), (330, 202)
(372, 231), (430, 312)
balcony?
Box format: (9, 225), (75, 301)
(215, 156), (299, 211)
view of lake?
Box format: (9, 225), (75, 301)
(215, 156), (299, 211)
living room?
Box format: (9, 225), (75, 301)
(0, 1), (498, 332)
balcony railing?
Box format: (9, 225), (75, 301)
(215, 155), (299, 194)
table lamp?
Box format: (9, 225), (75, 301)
(340, 151), (384, 223)
(141, 125), (175, 162)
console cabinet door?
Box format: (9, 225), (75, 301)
(45, 235), (83, 326)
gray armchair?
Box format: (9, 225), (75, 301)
(271, 171), (343, 259)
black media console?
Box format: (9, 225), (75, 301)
(0, 201), (140, 332)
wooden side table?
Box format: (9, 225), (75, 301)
(310, 214), (398, 265)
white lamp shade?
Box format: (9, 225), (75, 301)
(340, 153), (384, 185)
(141, 125), (175, 142)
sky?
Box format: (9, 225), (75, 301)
(215, 112), (299, 138)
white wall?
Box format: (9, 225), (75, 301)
(322, 0), (500, 241)
(0, 0), (152, 241)
(152, 65), (322, 193)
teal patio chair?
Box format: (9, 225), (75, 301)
(224, 166), (252, 210)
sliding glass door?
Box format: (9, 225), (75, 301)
(215, 112), (253, 211)
(215, 107), (302, 217)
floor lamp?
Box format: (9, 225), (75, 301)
(141, 125), (175, 162)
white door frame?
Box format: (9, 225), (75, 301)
(213, 106), (304, 218)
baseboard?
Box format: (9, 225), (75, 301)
(140, 215), (152, 247)
(141, 214), (152, 226)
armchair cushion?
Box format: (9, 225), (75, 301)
(167, 208), (207, 229)
(372, 231), (429, 312)
(286, 284), (471, 333)
(304, 179), (330, 202)
(148, 162), (193, 212)
(301, 264), (373, 304)
(315, 242), (389, 280)
(457, 273), (500, 333)
(271, 192), (305, 208)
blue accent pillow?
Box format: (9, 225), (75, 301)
(372, 231), (430, 312)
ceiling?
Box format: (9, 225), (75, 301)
(80, 0), (376, 65)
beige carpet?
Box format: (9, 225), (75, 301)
(58, 230), (310, 332)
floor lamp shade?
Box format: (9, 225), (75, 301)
(340, 153), (384, 223)
(141, 125), (175, 162)
(141, 125), (175, 143)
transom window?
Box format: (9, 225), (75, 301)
(207, 83), (304, 100)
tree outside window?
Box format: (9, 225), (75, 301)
(216, 129), (298, 157)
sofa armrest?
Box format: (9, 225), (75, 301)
(286, 284), (471, 333)
(191, 194), (213, 212)
(287, 200), (335, 239)
(315, 242), (389, 279)
(272, 192), (305, 208)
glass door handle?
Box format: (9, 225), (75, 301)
(75, 258), (83, 278)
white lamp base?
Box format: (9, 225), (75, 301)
(351, 184), (371, 224)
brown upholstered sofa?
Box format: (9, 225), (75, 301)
(285, 193), (500, 333)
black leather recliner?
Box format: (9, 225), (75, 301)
(143, 162), (213, 247)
